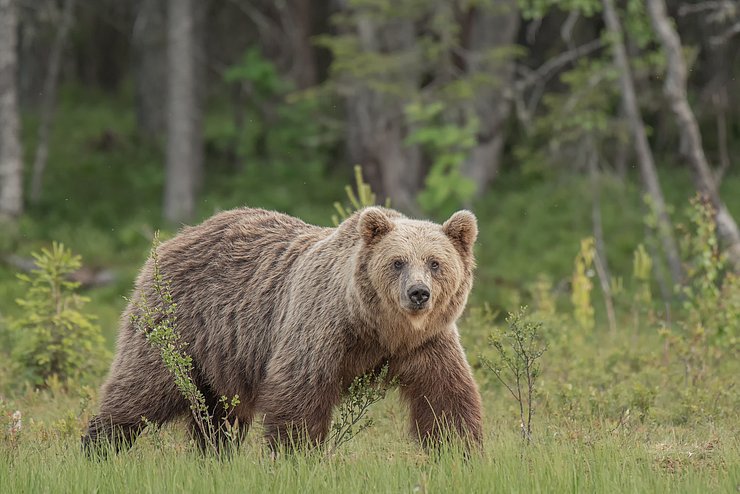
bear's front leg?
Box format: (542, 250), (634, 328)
(390, 329), (483, 449)
(257, 355), (342, 452)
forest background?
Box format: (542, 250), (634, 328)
(0, 1), (739, 492)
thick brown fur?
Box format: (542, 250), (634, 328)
(83, 207), (483, 453)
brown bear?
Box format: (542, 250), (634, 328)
(83, 207), (482, 452)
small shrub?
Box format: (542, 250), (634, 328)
(328, 364), (397, 456)
(10, 242), (109, 387)
(480, 307), (547, 443)
(677, 194), (736, 339)
(659, 196), (740, 389)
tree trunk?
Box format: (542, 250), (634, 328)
(601, 0), (684, 285)
(0, 0), (23, 219)
(646, 0), (740, 272)
(461, 0), (520, 194)
(29, 0), (76, 204)
(343, 12), (422, 213)
(133, 0), (167, 139)
(164, 0), (201, 223)
(279, 0), (318, 89)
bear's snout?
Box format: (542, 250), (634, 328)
(407, 284), (430, 308)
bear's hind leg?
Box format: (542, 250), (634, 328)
(188, 383), (253, 454)
(82, 354), (188, 456)
(258, 377), (340, 453)
(82, 415), (144, 456)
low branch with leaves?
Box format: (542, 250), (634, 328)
(327, 364), (397, 456)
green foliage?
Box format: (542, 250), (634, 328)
(678, 194), (737, 341)
(320, 0), (517, 213)
(623, 0), (654, 48)
(405, 101), (478, 214)
(481, 307), (547, 442)
(514, 57), (622, 177)
(678, 195), (726, 331)
(571, 237), (595, 332)
(224, 47), (290, 98)
(332, 165), (389, 226)
(9, 243), (109, 386)
(655, 195), (740, 393)
(130, 235), (241, 454)
(518, 0), (601, 19)
(328, 364), (397, 455)
(220, 47), (340, 167)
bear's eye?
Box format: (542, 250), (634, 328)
(393, 260), (404, 270)
(429, 260), (440, 271)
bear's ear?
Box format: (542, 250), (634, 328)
(443, 210), (478, 256)
(359, 207), (394, 245)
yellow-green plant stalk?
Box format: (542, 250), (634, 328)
(332, 165), (389, 226)
(572, 237), (595, 332)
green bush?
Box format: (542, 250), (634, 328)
(9, 243), (109, 387)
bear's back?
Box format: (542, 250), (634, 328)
(136, 208), (335, 398)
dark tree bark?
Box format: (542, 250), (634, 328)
(132, 0), (167, 139)
(229, 0), (319, 90)
(601, 0), (684, 284)
(0, 0), (23, 219)
(29, 0), (76, 204)
(278, 0), (318, 89)
(164, 0), (202, 223)
(343, 10), (422, 213)
(461, 0), (520, 195)
(647, 0), (740, 272)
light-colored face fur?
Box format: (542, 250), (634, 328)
(354, 207), (477, 350)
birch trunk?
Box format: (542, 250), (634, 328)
(164, 0), (201, 223)
(601, 0), (684, 284)
(646, 0), (740, 272)
(0, 0), (23, 219)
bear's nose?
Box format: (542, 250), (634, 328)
(407, 284), (430, 306)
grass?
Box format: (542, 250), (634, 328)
(1, 384), (737, 493)
(2, 306), (738, 493)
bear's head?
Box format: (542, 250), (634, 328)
(353, 207), (477, 349)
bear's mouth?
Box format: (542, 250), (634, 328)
(404, 301), (430, 314)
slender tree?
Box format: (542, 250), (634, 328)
(601, 0), (683, 284)
(164, 0), (201, 223)
(646, 0), (740, 272)
(0, 0), (23, 219)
